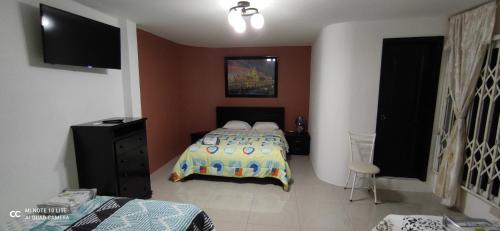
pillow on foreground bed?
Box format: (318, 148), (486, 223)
(222, 120), (251, 130)
(253, 121), (280, 131)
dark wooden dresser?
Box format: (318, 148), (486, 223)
(71, 117), (152, 199)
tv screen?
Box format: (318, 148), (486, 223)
(40, 4), (121, 69)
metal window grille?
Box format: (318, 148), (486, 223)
(434, 43), (500, 207)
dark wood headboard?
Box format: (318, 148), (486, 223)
(216, 107), (285, 129)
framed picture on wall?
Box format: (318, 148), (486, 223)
(225, 56), (278, 97)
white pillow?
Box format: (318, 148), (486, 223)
(252, 122), (279, 131)
(222, 120), (251, 130)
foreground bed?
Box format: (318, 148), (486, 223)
(170, 128), (291, 190)
(373, 215), (445, 231)
(373, 214), (499, 231)
(3, 196), (214, 231)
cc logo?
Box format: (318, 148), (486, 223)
(9, 211), (21, 218)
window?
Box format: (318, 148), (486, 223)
(434, 43), (500, 207)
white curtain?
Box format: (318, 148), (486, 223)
(434, 2), (496, 207)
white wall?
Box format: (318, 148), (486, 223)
(309, 22), (353, 185)
(120, 19), (142, 117)
(309, 16), (500, 221)
(309, 17), (447, 189)
(458, 189), (500, 221)
(0, 0), (140, 223)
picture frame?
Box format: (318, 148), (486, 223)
(224, 56), (278, 97)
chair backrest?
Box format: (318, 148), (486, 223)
(348, 132), (376, 164)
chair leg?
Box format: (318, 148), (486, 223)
(344, 170), (351, 189)
(349, 172), (357, 202)
(372, 174), (379, 204)
(367, 174), (372, 192)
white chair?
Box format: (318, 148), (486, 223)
(344, 132), (380, 204)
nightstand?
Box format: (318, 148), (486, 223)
(285, 131), (310, 155)
(191, 131), (209, 144)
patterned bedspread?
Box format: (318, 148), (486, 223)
(373, 215), (445, 231)
(170, 128), (292, 190)
(2, 196), (214, 231)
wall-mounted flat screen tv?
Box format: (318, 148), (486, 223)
(40, 4), (121, 69)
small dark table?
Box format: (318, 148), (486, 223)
(191, 131), (210, 144)
(285, 131), (310, 155)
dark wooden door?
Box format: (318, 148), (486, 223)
(373, 37), (444, 181)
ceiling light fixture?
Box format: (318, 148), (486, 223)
(227, 1), (264, 33)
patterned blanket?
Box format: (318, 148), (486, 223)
(170, 128), (291, 191)
(2, 196), (214, 231)
(373, 215), (445, 231)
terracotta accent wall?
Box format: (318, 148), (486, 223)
(137, 30), (186, 172)
(137, 29), (311, 172)
(179, 46), (311, 141)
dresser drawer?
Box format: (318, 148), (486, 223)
(119, 176), (151, 198)
(115, 132), (146, 154)
(117, 158), (149, 177)
(290, 145), (307, 152)
(117, 146), (151, 199)
(117, 145), (147, 162)
(289, 138), (307, 145)
(118, 164), (149, 181)
(117, 146), (148, 173)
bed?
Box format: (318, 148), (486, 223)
(2, 196), (214, 231)
(373, 214), (499, 231)
(170, 107), (292, 191)
(373, 215), (445, 231)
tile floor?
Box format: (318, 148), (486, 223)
(150, 155), (464, 231)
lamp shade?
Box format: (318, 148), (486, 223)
(296, 116), (305, 133)
(227, 9), (240, 27)
(232, 15), (246, 33)
(227, 2), (264, 33)
(250, 13), (264, 29)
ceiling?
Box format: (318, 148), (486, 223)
(76, 0), (489, 48)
